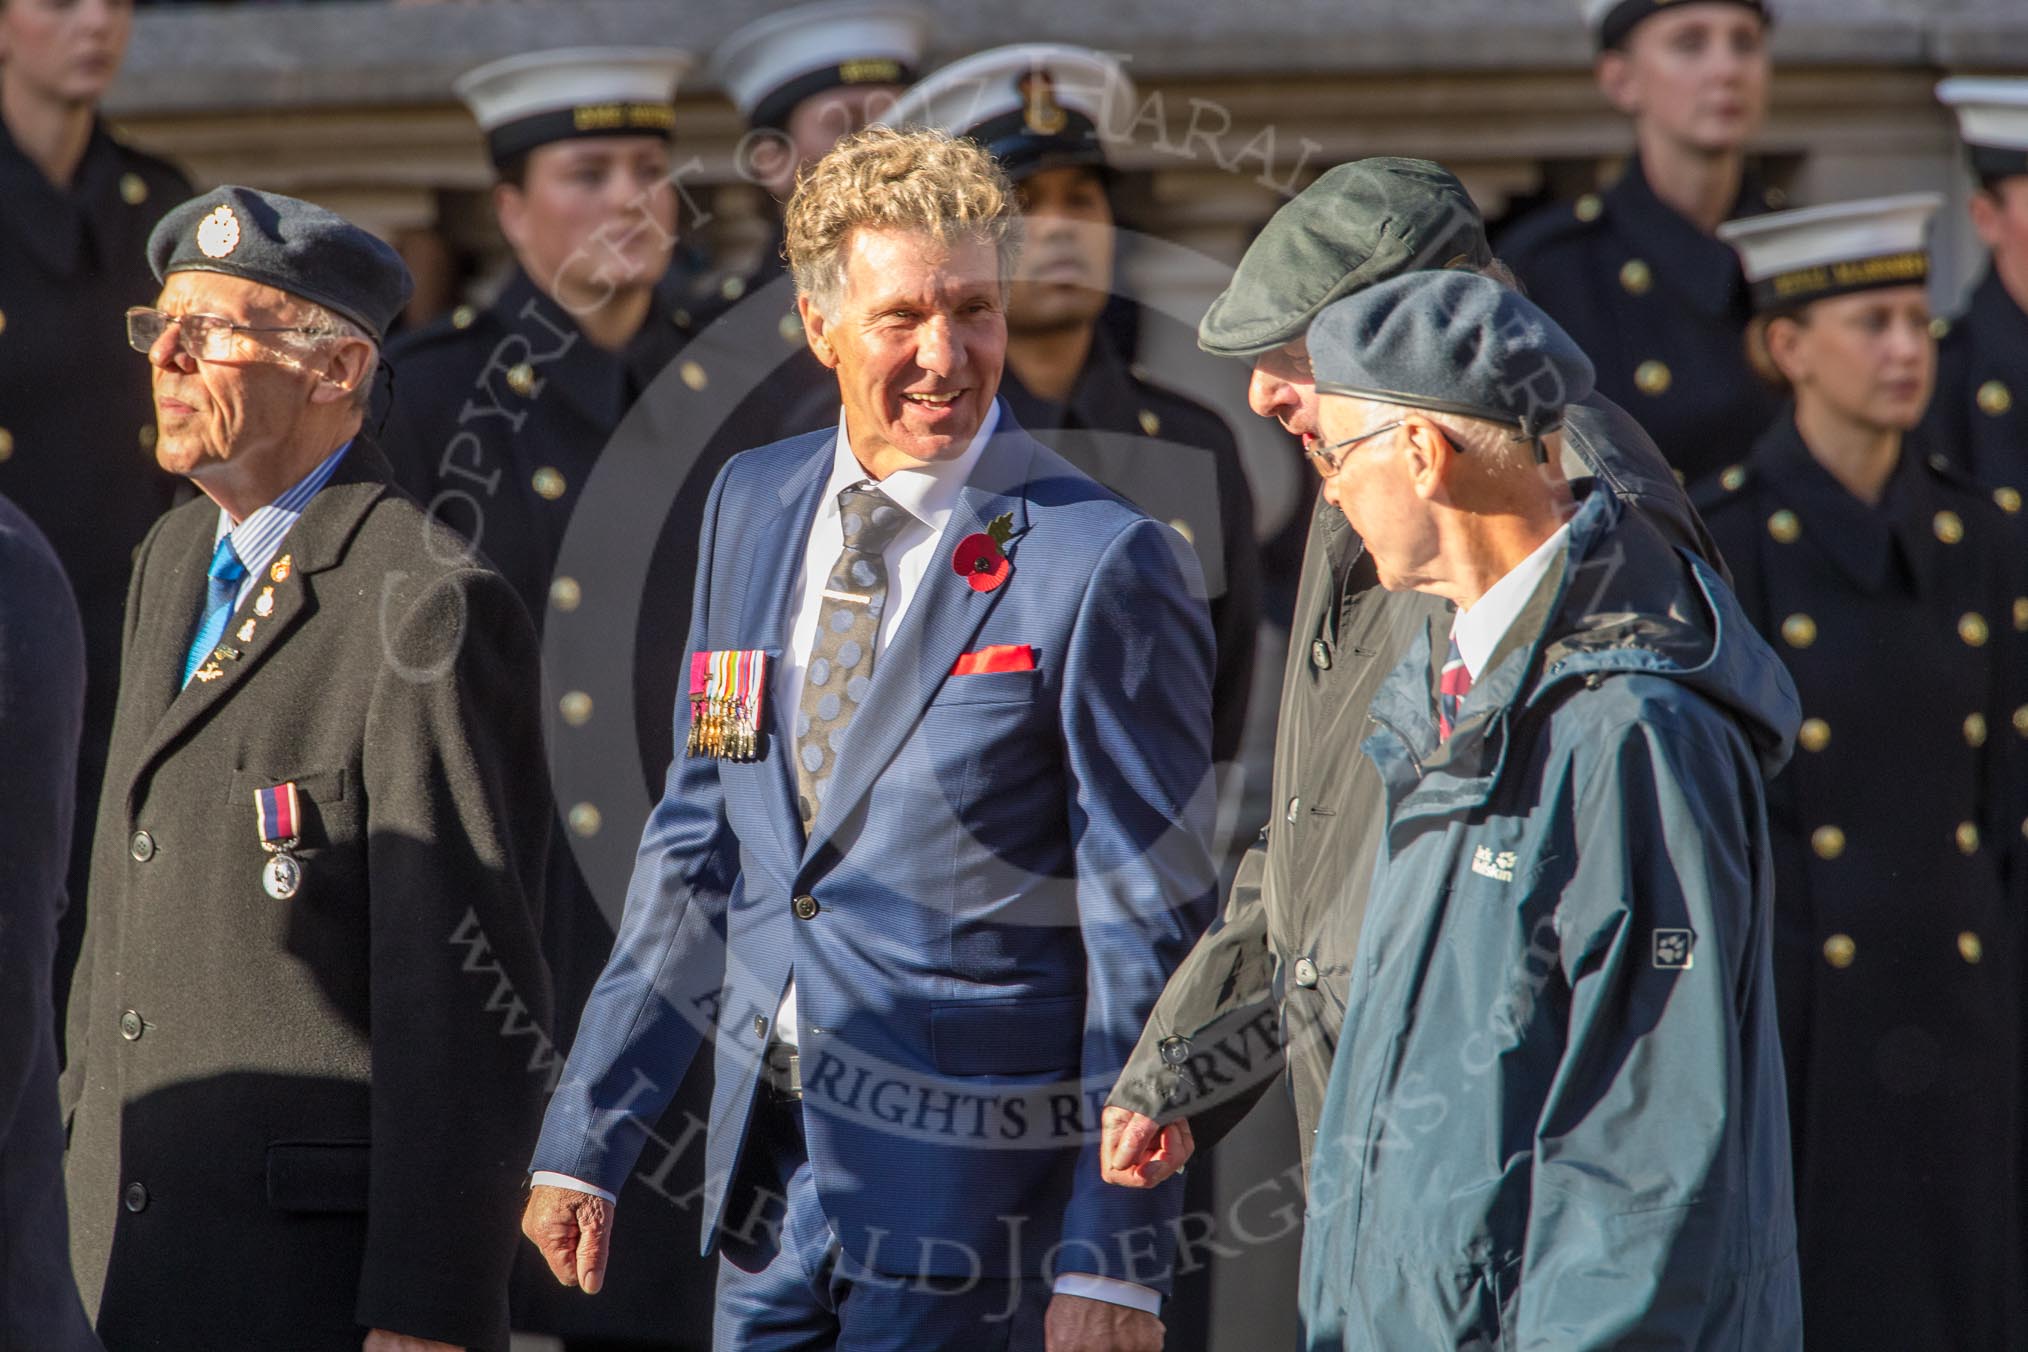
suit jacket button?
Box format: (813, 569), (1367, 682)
(752, 1014), (768, 1039)
(1293, 957), (1320, 988)
(123, 1181), (149, 1213)
(1311, 639), (1333, 671)
(793, 894), (820, 920)
(1159, 1035), (1190, 1066)
(129, 830), (155, 862)
(119, 1010), (144, 1041)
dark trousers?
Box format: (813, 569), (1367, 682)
(712, 1099), (1051, 1351)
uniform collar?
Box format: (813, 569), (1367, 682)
(212, 440), (354, 580)
(1751, 412), (1937, 596)
(827, 398), (1002, 535)
(487, 267), (690, 431)
(1605, 154), (1763, 322)
(0, 112), (122, 278)
(1968, 264), (2028, 341)
(995, 326), (1140, 436)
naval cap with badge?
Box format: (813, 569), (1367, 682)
(1937, 77), (2028, 185)
(1583, 0), (1771, 52)
(1197, 158), (1492, 360)
(882, 43), (1134, 184)
(147, 185), (414, 343)
(454, 47), (692, 169)
(1718, 193), (1941, 315)
(1308, 269), (1596, 457)
(712, 1), (929, 132)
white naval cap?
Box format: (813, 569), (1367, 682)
(882, 43), (1137, 181)
(1719, 193), (1942, 313)
(454, 47), (693, 168)
(711, 1), (929, 132)
(1937, 77), (2028, 182)
(1581, 0), (1770, 51)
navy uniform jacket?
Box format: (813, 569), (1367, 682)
(1925, 267), (2028, 504)
(380, 268), (738, 1342)
(998, 328), (1260, 766)
(0, 496), (100, 1352)
(0, 118), (190, 1027)
(62, 443), (551, 1351)
(1500, 157), (1782, 487)
(1696, 415), (2028, 1351)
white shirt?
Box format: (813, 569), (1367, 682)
(536, 404), (1158, 1313)
(1449, 522), (1573, 680)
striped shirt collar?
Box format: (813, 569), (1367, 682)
(213, 440), (352, 603)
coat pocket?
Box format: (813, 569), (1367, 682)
(929, 995), (1083, 1075)
(931, 668), (1042, 706)
(266, 1139), (370, 1213)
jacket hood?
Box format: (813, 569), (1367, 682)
(1366, 482), (1799, 822)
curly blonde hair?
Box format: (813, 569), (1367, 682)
(784, 126), (1023, 319)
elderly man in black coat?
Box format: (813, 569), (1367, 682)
(0, 494), (101, 1352)
(61, 187), (553, 1352)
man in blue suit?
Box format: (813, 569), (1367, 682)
(522, 126), (1219, 1351)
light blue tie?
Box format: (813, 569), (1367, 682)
(182, 535), (248, 687)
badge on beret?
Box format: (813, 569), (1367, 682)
(197, 204), (242, 260)
(255, 781), (305, 900)
(685, 649), (768, 762)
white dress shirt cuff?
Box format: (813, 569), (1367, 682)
(530, 1171), (617, 1206)
(1051, 1272), (1162, 1315)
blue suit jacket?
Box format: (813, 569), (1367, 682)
(533, 412), (1220, 1289)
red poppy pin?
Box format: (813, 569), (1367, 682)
(953, 512), (1016, 593)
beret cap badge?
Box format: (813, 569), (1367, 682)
(196, 205), (242, 260)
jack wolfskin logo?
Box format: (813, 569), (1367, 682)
(1471, 846), (1516, 882)
(1653, 929), (1696, 970)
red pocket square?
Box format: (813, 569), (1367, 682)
(951, 644), (1036, 676)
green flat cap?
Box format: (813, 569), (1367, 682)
(1198, 157), (1491, 360)
(1309, 270), (1594, 439)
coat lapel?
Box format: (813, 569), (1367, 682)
(126, 444), (391, 793)
(799, 426), (1036, 866)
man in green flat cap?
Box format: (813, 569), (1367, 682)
(1101, 156), (1725, 1190)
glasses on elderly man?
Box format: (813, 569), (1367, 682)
(1306, 420), (1403, 477)
(126, 307), (322, 364)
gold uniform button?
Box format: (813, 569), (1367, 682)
(1619, 259), (1653, 295)
(1822, 933), (1857, 969)
(1767, 510), (1800, 543)
(1138, 408), (1162, 437)
(1168, 517), (1196, 546)
(532, 467), (567, 501)
(2015, 705), (2028, 738)
(506, 362), (538, 396)
(1978, 380), (2013, 417)
(780, 311), (805, 344)
(119, 172), (148, 205)
(720, 274), (747, 302)
(0, 307), (7, 337)
(1958, 931), (1984, 965)
(1719, 464), (1747, 492)
(1959, 612), (1989, 647)
(673, 308), (693, 329)
(1574, 193), (1603, 222)
(1933, 510), (1964, 544)
(549, 576), (583, 612)
(680, 360), (708, 391)
(138, 424), (157, 452)
(1965, 712), (1989, 748)
(559, 691), (593, 726)
(567, 802), (602, 837)
(1930, 315), (1952, 341)
(450, 305), (476, 330)
(2014, 598), (2028, 632)
(0, 428), (13, 463)
(1957, 821), (1982, 855)
(1996, 487), (2023, 515)
(1811, 825), (1846, 860)
(1781, 613), (1817, 649)
(1634, 360), (1672, 396)
(1797, 717), (1831, 752)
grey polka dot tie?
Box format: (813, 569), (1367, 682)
(795, 482), (910, 827)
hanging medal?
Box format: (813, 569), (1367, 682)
(255, 780), (305, 900)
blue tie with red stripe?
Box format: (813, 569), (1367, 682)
(182, 535), (247, 687)
(1437, 635), (1472, 740)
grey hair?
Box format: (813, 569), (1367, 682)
(290, 301), (379, 410)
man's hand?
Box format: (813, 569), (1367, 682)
(1099, 1105), (1193, 1189)
(361, 1333), (460, 1352)
(1045, 1292), (1164, 1352)
(521, 1183), (614, 1294)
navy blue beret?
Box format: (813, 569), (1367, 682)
(1308, 270), (1594, 439)
(147, 186), (413, 342)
